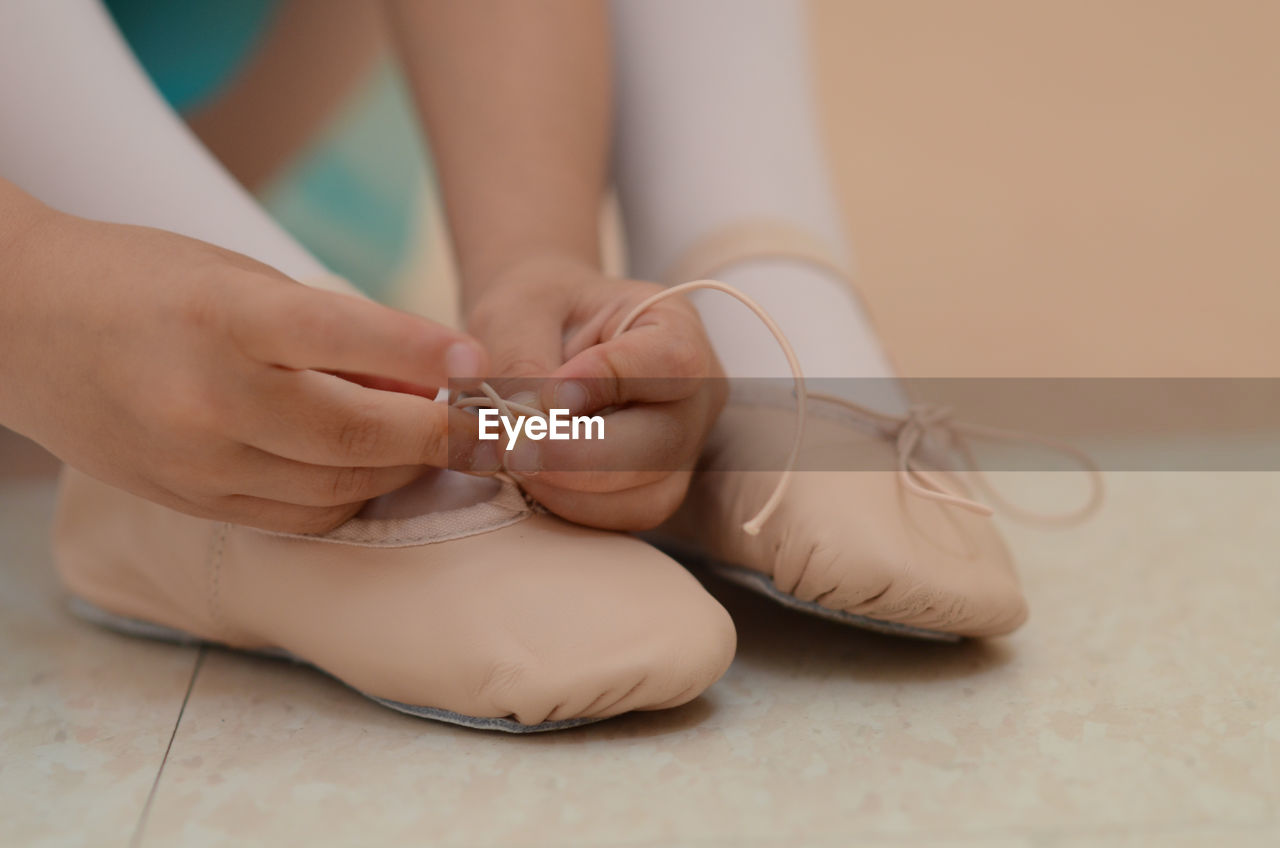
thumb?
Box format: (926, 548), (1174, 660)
(233, 280), (488, 389)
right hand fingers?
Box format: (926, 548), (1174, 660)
(177, 492), (366, 536)
(231, 368), (502, 472)
(229, 280), (488, 388)
(105, 467), (371, 536)
(212, 448), (428, 508)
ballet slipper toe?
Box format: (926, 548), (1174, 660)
(655, 402), (1028, 640)
(248, 516), (736, 727)
(775, 471), (1026, 637)
(53, 467), (735, 731)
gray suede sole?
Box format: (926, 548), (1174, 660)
(648, 542), (962, 643)
(705, 562), (963, 642)
(67, 597), (601, 733)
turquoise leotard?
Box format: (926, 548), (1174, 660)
(102, 0), (423, 300)
(104, 0), (280, 113)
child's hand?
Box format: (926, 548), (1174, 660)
(466, 255), (726, 530)
(0, 208), (493, 532)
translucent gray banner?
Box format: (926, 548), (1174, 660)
(445, 378), (1280, 472)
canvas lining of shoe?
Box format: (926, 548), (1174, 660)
(451, 279), (1103, 534)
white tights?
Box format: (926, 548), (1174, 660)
(0, 0), (326, 284)
(610, 0), (900, 392)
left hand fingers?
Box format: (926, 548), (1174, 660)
(507, 398), (706, 493)
(539, 300), (718, 415)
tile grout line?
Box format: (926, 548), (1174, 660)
(130, 646), (206, 848)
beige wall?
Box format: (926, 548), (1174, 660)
(810, 0), (1279, 376)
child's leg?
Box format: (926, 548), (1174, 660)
(0, 0), (326, 283)
(610, 0), (899, 391)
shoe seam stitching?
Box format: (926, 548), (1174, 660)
(206, 522), (230, 639)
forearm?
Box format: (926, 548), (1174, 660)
(385, 0), (611, 309)
(0, 177), (45, 349)
(0, 178), (49, 271)
(0, 179), (62, 432)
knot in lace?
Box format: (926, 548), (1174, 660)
(810, 392), (1104, 524)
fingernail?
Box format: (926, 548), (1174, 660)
(554, 380), (588, 415)
(468, 439), (503, 474)
(445, 341), (484, 379)
(507, 438), (540, 476)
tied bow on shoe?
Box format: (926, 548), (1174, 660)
(808, 394), (1105, 526)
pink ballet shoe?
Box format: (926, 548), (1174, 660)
(656, 399), (1026, 639)
(54, 465), (735, 731)
(649, 220), (1101, 640)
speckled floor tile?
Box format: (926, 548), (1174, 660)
(126, 472), (1277, 847)
(0, 479), (201, 848)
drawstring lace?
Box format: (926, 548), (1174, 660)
(452, 382), (544, 421)
(452, 278), (1100, 535)
(807, 393), (1104, 525)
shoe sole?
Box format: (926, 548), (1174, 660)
(649, 542), (962, 642)
(705, 562), (963, 642)
(66, 596), (603, 733)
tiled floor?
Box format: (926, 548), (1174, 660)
(2, 468), (1276, 847)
